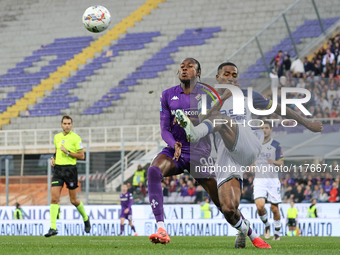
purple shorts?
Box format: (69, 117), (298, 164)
(120, 209), (132, 221)
(159, 146), (215, 179)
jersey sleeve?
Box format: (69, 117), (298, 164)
(251, 91), (272, 109)
(160, 91), (177, 148)
(128, 192), (133, 208)
(273, 140), (284, 161)
(75, 135), (84, 151)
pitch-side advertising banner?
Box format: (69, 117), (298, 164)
(0, 219), (337, 236)
(1, 203), (339, 220)
(0, 204), (339, 236)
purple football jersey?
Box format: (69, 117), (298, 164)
(120, 192), (133, 209)
(160, 84), (211, 156)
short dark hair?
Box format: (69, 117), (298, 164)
(217, 62), (238, 74)
(263, 121), (273, 129)
(61, 115), (72, 123)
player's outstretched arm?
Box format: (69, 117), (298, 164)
(275, 104), (323, 132)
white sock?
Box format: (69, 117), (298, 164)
(259, 213), (270, 227)
(157, 221), (165, 230)
(195, 121), (212, 138)
(233, 219), (247, 235)
(274, 220), (281, 235)
(249, 231), (259, 241)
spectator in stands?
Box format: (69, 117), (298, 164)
(168, 180), (177, 193)
(323, 180), (332, 194)
(330, 107), (338, 118)
(334, 64), (340, 77)
(296, 78), (306, 95)
(187, 180), (196, 197)
(318, 188), (329, 202)
(328, 86), (337, 99)
(304, 57), (314, 73)
(314, 59), (323, 76)
(240, 176), (254, 203)
(322, 49), (335, 66)
(316, 46), (326, 60)
(301, 185), (312, 203)
(270, 50), (284, 66)
(127, 183), (135, 194)
(178, 180), (188, 197)
(132, 165), (146, 187)
(13, 203), (23, 220)
(270, 60), (280, 91)
(161, 181), (168, 197)
(328, 182), (339, 203)
(312, 185), (320, 200)
(290, 58), (304, 75)
(308, 105), (315, 118)
(194, 185), (205, 204)
(294, 185), (304, 203)
(137, 181), (146, 197)
(133, 188), (145, 204)
(283, 54), (291, 76)
(284, 186), (294, 203)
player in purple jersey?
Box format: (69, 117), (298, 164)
(120, 184), (137, 236)
(148, 58), (259, 246)
(176, 62), (323, 248)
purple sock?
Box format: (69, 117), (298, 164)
(120, 224), (124, 235)
(131, 225), (136, 233)
(148, 166), (164, 222)
(240, 211), (252, 236)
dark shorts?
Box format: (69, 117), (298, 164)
(159, 147), (215, 179)
(120, 210), (132, 221)
(52, 165), (78, 190)
(287, 218), (296, 227)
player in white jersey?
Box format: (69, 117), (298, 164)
(175, 62), (323, 249)
(253, 121), (284, 241)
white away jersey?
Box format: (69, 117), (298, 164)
(254, 138), (284, 187)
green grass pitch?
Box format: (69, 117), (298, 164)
(1, 236), (339, 255)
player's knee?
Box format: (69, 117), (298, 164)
(51, 198), (59, 204)
(70, 197), (77, 205)
(147, 166), (163, 182)
(271, 205), (279, 214)
(221, 203), (237, 219)
(256, 205), (266, 215)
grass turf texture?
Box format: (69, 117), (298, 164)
(0, 236), (339, 255)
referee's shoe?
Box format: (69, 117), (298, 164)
(45, 228), (58, 237)
(84, 217), (91, 233)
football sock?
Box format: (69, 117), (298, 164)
(274, 220), (281, 236)
(195, 120), (213, 138)
(259, 211), (270, 227)
(157, 221), (165, 230)
(57, 204), (60, 219)
(131, 225), (136, 233)
(76, 201), (88, 221)
(240, 212), (257, 238)
(233, 219), (248, 235)
(120, 224), (124, 235)
(50, 204), (59, 230)
(148, 166), (164, 222)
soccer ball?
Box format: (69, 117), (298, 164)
(82, 6), (111, 33)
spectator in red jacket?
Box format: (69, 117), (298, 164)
(187, 180), (196, 196)
(328, 182), (339, 202)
